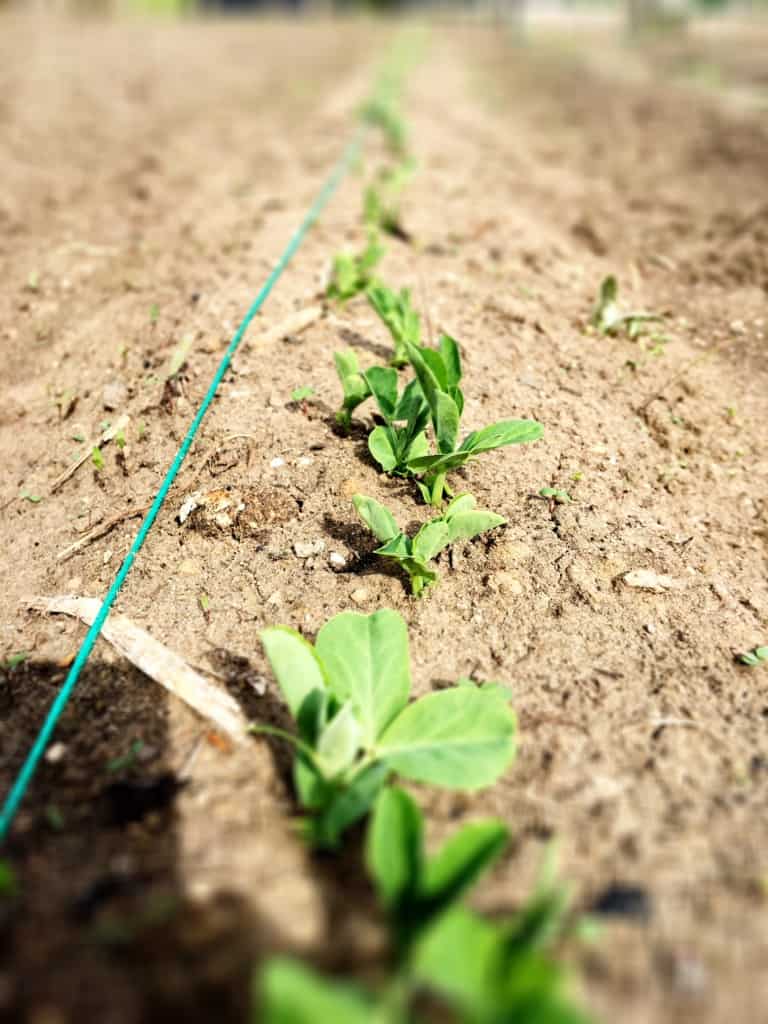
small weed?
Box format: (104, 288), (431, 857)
(591, 275), (662, 338)
(291, 385), (315, 403)
(5, 652), (28, 670)
(738, 646), (768, 667)
(539, 487), (572, 504)
(106, 740), (145, 775)
(91, 446), (105, 472)
(149, 303), (160, 324)
(19, 490), (42, 504)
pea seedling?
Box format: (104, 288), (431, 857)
(353, 493), (505, 596)
(252, 609), (516, 848)
(364, 366), (430, 475)
(363, 160), (415, 242)
(591, 275), (662, 338)
(333, 350), (371, 431)
(259, 788), (592, 1024)
(405, 334), (543, 505)
(367, 282), (421, 368)
(326, 230), (385, 303)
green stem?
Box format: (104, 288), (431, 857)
(248, 723), (318, 764)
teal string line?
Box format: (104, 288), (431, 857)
(0, 127), (364, 844)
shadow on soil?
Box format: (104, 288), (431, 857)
(0, 658), (382, 1023)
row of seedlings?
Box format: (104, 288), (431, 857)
(251, 57), (595, 1024)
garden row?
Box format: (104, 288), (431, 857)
(252, 48), (594, 1024)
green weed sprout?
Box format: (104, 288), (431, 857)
(334, 350), (371, 431)
(353, 493), (505, 597)
(251, 609), (516, 849)
(539, 487), (572, 504)
(364, 366), (430, 475)
(259, 788), (592, 1024)
(738, 646), (768, 667)
(367, 282), (421, 368)
(326, 230), (385, 303)
(591, 275), (662, 338)
(404, 335), (543, 506)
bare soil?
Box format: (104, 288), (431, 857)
(1, 14), (767, 1024)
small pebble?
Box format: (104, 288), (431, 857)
(350, 587), (369, 605)
(329, 551), (347, 571)
(45, 742), (67, 764)
(644, 623), (656, 634)
(102, 380), (127, 411)
(270, 456), (285, 468)
(294, 539), (325, 559)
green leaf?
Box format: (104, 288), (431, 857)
(438, 334), (462, 387)
(260, 627), (327, 718)
(367, 427), (398, 473)
(353, 494), (400, 543)
(260, 957), (373, 1024)
(412, 520), (450, 562)
(291, 385), (315, 402)
(413, 905), (501, 1016)
(378, 686), (516, 789)
(463, 419), (544, 454)
(366, 786), (423, 911)
(315, 610), (411, 747)
(393, 377), (425, 421)
(365, 366), (399, 421)
(739, 645), (768, 667)
(445, 509), (506, 545)
(423, 820), (508, 907)
(315, 703), (363, 778)
(434, 391), (461, 454)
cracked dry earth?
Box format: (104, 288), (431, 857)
(1, 16), (768, 1024)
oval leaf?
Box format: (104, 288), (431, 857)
(353, 493), (400, 542)
(260, 626), (327, 718)
(367, 428), (398, 474)
(315, 609), (411, 747)
(464, 420), (544, 454)
(366, 786), (423, 911)
(378, 687), (516, 789)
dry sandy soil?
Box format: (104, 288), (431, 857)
(1, 12), (768, 1024)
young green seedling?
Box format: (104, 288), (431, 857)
(353, 493), (505, 597)
(363, 160), (415, 242)
(252, 609), (516, 848)
(360, 95), (408, 158)
(367, 282), (421, 368)
(326, 230), (385, 303)
(591, 275), (662, 338)
(364, 366), (430, 475)
(738, 646), (768, 667)
(259, 789), (592, 1024)
(404, 334), (543, 506)
(333, 350), (371, 431)
(539, 486), (572, 505)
